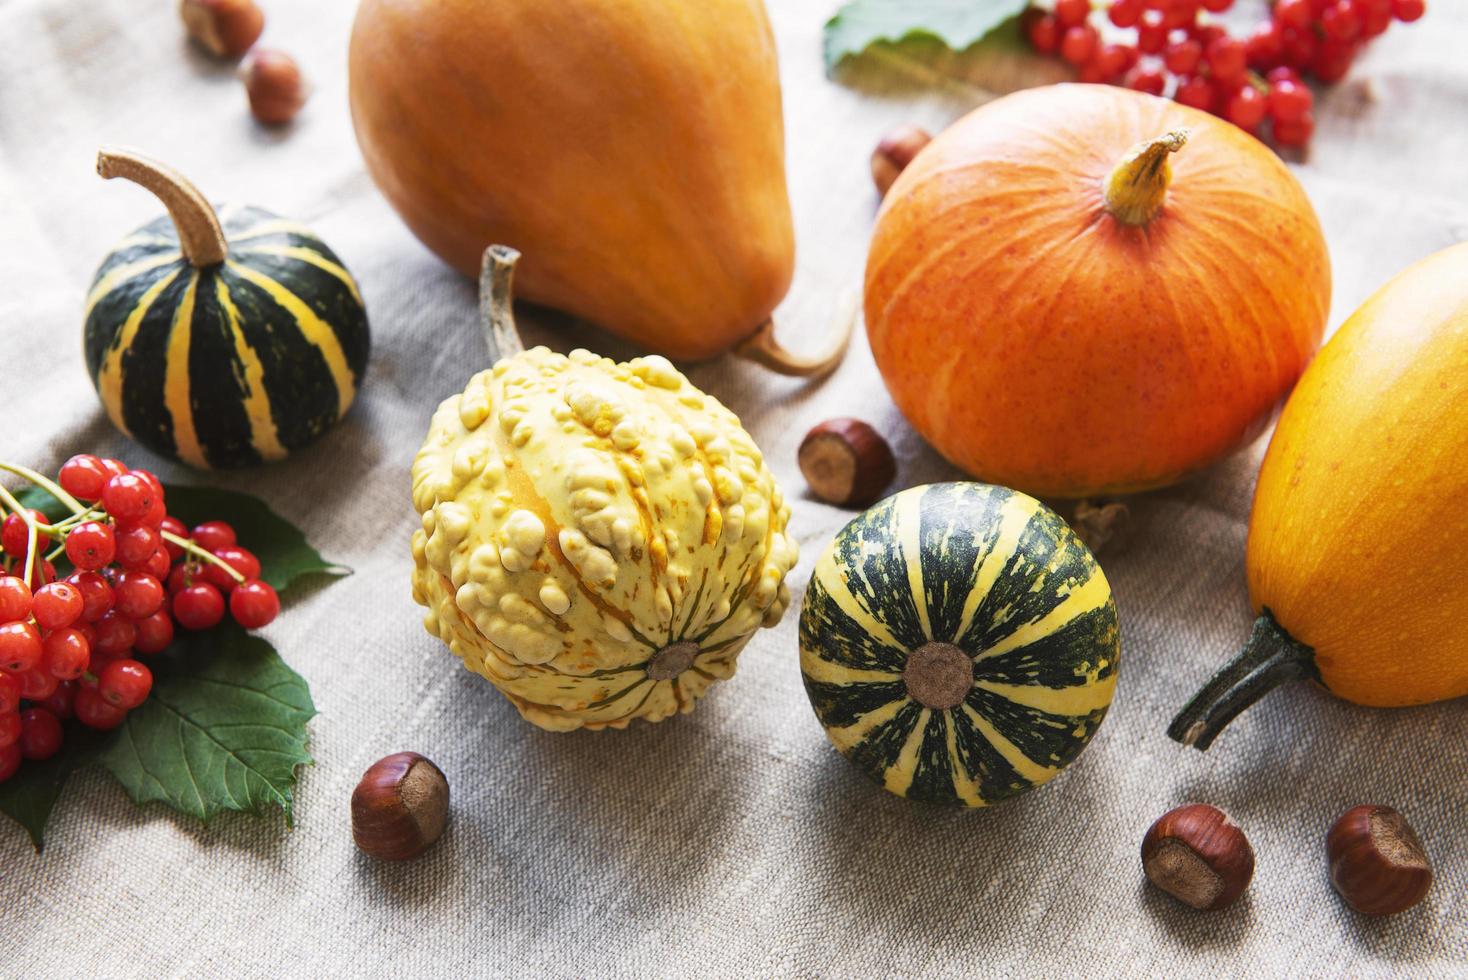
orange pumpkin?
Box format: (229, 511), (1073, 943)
(864, 84), (1331, 498)
(349, 0), (844, 373)
(1171, 242), (1468, 749)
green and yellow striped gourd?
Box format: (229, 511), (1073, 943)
(799, 482), (1120, 806)
(85, 149), (369, 469)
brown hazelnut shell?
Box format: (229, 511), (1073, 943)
(351, 751), (449, 861)
(1326, 804), (1432, 916)
(1141, 803), (1255, 910)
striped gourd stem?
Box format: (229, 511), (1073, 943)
(1167, 610), (1319, 751)
(97, 147), (229, 268)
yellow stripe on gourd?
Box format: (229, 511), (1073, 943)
(96, 268), (182, 438)
(227, 218), (322, 243)
(84, 252), (183, 319)
(797, 648), (900, 686)
(217, 277), (288, 461)
(881, 708), (929, 797)
(962, 703), (1058, 786)
(813, 548), (905, 652)
(226, 260), (356, 416)
(234, 244), (365, 307)
(974, 570), (1112, 662)
(163, 272), (206, 468)
(952, 498), (1034, 642)
(975, 674), (1117, 716)
(895, 489), (932, 640)
(944, 714), (986, 806)
(824, 697), (906, 753)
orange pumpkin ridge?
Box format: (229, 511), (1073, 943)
(865, 84), (1331, 498)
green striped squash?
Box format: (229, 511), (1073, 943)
(799, 482), (1120, 806)
(85, 201), (369, 470)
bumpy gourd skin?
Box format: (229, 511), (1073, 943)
(411, 348), (797, 731)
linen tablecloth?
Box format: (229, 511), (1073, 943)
(2, 0), (1464, 975)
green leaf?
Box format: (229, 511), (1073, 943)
(154, 484), (349, 593)
(823, 0), (1028, 71)
(94, 624), (316, 826)
(14, 482), (348, 593)
(0, 625), (315, 849)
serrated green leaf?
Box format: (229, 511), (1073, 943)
(15, 482), (348, 592)
(93, 624), (316, 826)
(0, 735), (100, 850)
(823, 0), (1027, 72)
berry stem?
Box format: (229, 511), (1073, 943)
(0, 461), (88, 516)
(0, 483), (42, 585)
(160, 530), (246, 584)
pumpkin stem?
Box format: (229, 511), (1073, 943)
(96, 147), (229, 268)
(1167, 610), (1319, 750)
(479, 244), (527, 365)
(732, 291), (856, 378)
(1103, 129), (1189, 227)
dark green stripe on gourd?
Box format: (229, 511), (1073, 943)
(85, 148), (369, 470)
(798, 482), (1120, 807)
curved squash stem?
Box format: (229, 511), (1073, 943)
(97, 147), (229, 268)
(479, 245), (527, 365)
(1103, 129), (1189, 227)
(1167, 610), (1319, 750)
(733, 292), (857, 378)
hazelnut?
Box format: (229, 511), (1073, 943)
(242, 49), (310, 126)
(1326, 804), (1432, 916)
(180, 0), (264, 60)
(871, 124), (932, 198)
(1141, 803), (1254, 910)
(798, 418), (896, 508)
(351, 752), (449, 861)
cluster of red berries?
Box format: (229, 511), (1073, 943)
(0, 455), (280, 783)
(1023, 0), (1427, 146)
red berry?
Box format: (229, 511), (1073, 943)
(1200, 0), (1233, 10)
(1322, 0), (1361, 39)
(1163, 38), (1202, 74)
(1246, 22), (1284, 68)
(1205, 36), (1247, 81)
(101, 472), (154, 525)
(133, 610), (175, 655)
(1059, 24), (1099, 65)
(1137, 12), (1168, 53)
(1267, 65), (1302, 85)
(93, 610), (137, 657)
(1161, 2), (1197, 28)
(19, 707), (63, 761)
(43, 627), (91, 680)
(0, 742), (19, 783)
(1275, 0), (1314, 27)
(24, 559), (56, 593)
(0, 672), (17, 714)
(0, 576), (32, 622)
(59, 454), (111, 502)
(191, 520), (237, 553)
(173, 583), (226, 631)
(1281, 26), (1319, 68)
(1055, 0), (1091, 27)
(229, 579), (280, 629)
(67, 571), (115, 622)
(1269, 78), (1314, 121)
(1391, 0), (1424, 21)
(39, 680), (78, 721)
(0, 711), (19, 749)
(115, 524), (161, 568)
(167, 563), (199, 596)
(1225, 84), (1268, 131)
(203, 546), (261, 593)
(65, 520), (116, 571)
(1311, 37), (1357, 82)
(144, 547), (173, 580)
(1025, 11), (1061, 54)
(1109, 0), (1144, 27)
(99, 659), (153, 709)
(160, 516), (188, 560)
(99, 458), (128, 479)
(114, 571), (166, 620)
(1359, 0), (1392, 34)
(75, 685), (128, 731)
(1, 509), (48, 558)
(1125, 65), (1167, 95)
(18, 665), (59, 701)
(0, 621), (43, 674)
(1175, 74), (1215, 109)
(32, 581), (83, 631)
(1273, 110), (1316, 145)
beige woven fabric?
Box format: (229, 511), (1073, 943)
(1, 0), (1464, 975)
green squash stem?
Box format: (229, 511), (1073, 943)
(479, 244), (527, 365)
(1167, 610), (1319, 750)
(97, 147), (229, 268)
